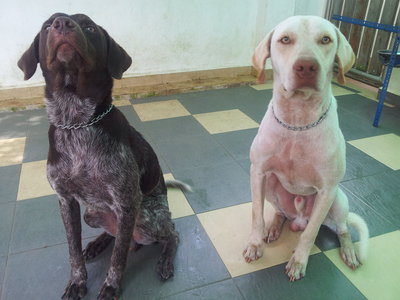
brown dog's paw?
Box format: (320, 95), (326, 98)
(97, 283), (119, 300)
(83, 232), (114, 261)
(157, 255), (174, 281)
(62, 281), (87, 300)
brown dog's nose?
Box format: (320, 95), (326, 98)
(52, 16), (76, 34)
(293, 59), (318, 78)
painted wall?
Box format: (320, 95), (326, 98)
(0, 0), (326, 89)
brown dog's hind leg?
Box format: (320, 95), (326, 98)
(83, 232), (114, 261)
(157, 230), (179, 280)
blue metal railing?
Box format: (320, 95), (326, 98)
(332, 15), (400, 127)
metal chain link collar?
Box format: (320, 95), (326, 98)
(54, 104), (114, 130)
(271, 98), (332, 131)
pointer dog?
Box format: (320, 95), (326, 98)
(243, 16), (369, 281)
(18, 13), (190, 299)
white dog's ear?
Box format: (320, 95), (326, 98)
(252, 30), (274, 83)
(335, 28), (355, 84)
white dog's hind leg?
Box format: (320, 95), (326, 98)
(330, 188), (369, 269)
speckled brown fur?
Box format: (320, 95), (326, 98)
(18, 13), (186, 300)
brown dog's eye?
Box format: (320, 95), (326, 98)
(321, 36), (331, 44)
(85, 26), (96, 33)
(281, 36), (290, 44)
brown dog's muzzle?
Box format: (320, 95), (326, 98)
(53, 16), (77, 35)
(46, 16), (92, 69)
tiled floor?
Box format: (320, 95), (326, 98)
(0, 81), (399, 299)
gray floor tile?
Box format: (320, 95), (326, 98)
(234, 253), (366, 300)
(0, 202), (15, 256)
(163, 279), (244, 300)
(341, 171), (400, 228)
(173, 161), (251, 213)
(0, 165), (20, 204)
(343, 143), (390, 182)
(0, 256), (5, 294)
(118, 105), (146, 134)
(10, 195), (102, 254)
(338, 110), (390, 141)
(141, 116), (209, 142)
(179, 86), (263, 115)
(23, 131), (49, 163)
(213, 128), (257, 161)
(236, 158), (251, 174)
(121, 215), (230, 299)
(154, 134), (233, 173)
(315, 184), (398, 251)
(2, 241), (109, 300)
(0, 111), (29, 139)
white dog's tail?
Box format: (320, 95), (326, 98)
(347, 212), (369, 263)
(165, 179), (192, 193)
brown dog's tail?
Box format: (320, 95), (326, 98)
(165, 180), (192, 193)
(348, 212), (369, 263)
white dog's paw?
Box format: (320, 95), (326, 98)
(264, 226), (282, 243)
(285, 251), (309, 281)
(338, 232), (361, 270)
(264, 214), (285, 243)
(243, 239), (264, 263)
(340, 244), (361, 270)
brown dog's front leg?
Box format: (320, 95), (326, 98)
(59, 198), (87, 300)
(98, 204), (136, 300)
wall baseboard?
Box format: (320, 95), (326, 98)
(0, 66), (271, 111)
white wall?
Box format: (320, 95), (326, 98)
(0, 0), (326, 89)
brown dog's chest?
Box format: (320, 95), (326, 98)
(47, 128), (134, 208)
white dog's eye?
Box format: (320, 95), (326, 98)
(321, 36), (331, 44)
(281, 36), (291, 44)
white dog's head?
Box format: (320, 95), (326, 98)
(253, 16), (355, 93)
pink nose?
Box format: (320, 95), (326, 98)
(293, 59), (318, 78)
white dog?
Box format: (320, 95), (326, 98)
(243, 16), (369, 281)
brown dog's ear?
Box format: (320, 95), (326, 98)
(102, 29), (132, 79)
(335, 28), (355, 85)
(18, 34), (40, 80)
(252, 30), (274, 84)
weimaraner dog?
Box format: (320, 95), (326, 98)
(243, 16), (369, 281)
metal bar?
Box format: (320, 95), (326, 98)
(332, 15), (400, 33)
(373, 34), (400, 126)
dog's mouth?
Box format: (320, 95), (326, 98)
(47, 35), (93, 70)
(54, 42), (77, 63)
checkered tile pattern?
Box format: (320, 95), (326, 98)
(1, 82), (400, 299)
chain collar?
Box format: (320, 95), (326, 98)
(54, 104), (114, 130)
(271, 98), (332, 131)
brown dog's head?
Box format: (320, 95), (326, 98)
(18, 13), (132, 81)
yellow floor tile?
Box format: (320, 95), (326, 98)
(164, 173), (194, 219)
(325, 230), (400, 300)
(113, 99), (131, 107)
(332, 84), (356, 96)
(0, 137), (26, 167)
(348, 133), (400, 170)
(17, 160), (55, 200)
(250, 81), (273, 91)
(133, 99), (190, 121)
(194, 109), (258, 134)
(198, 202), (320, 277)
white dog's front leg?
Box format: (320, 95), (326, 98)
(243, 163), (266, 262)
(286, 188), (336, 281)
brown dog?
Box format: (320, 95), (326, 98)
(18, 13), (190, 299)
